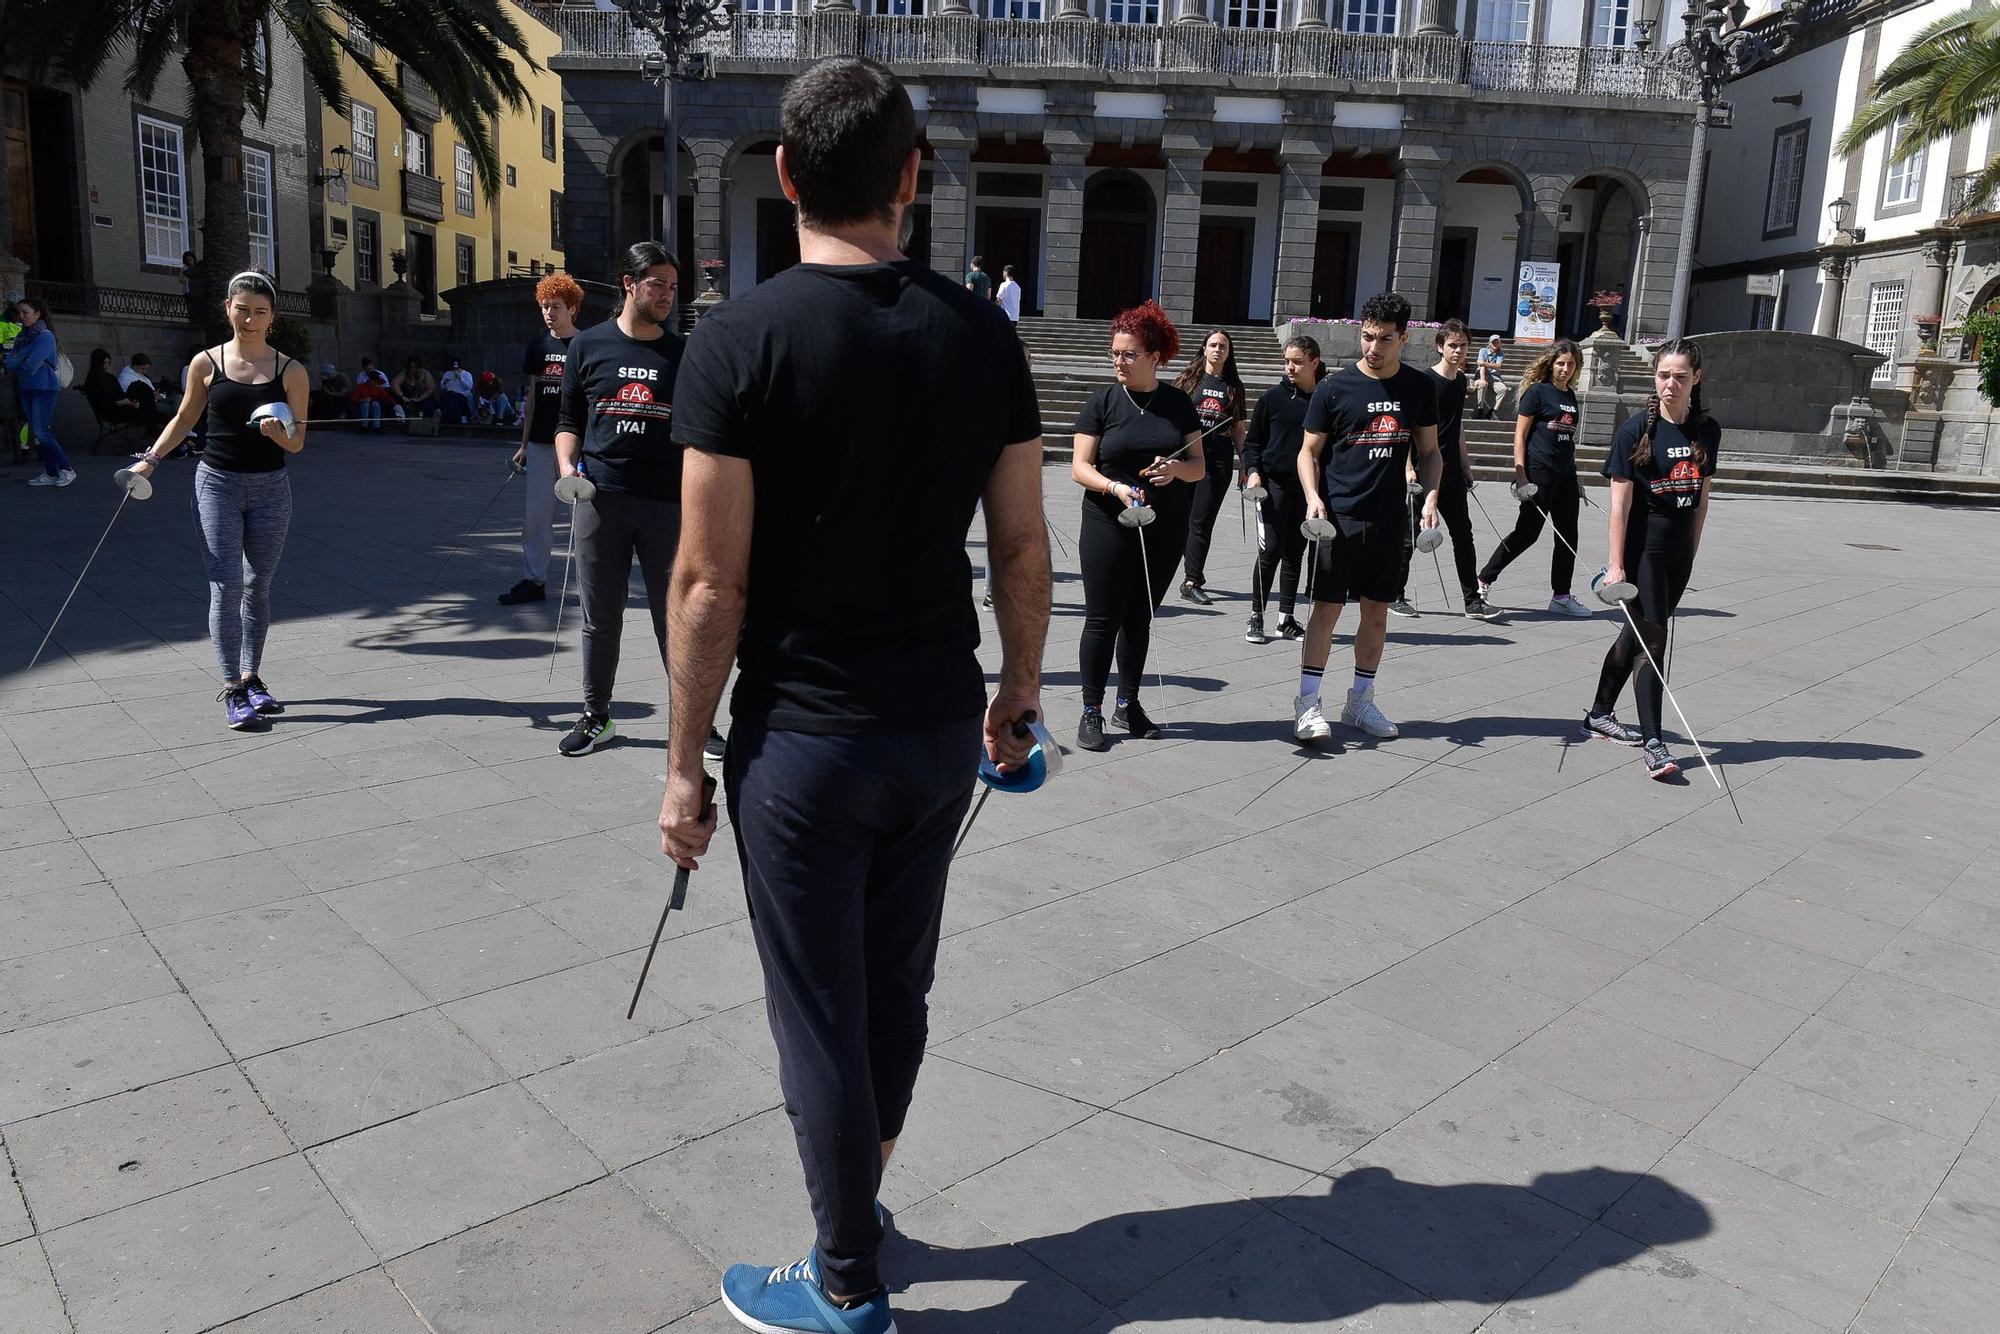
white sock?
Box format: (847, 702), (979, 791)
(1299, 665), (1323, 699)
(1353, 667), (1376, 699)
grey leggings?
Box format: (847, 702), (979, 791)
(575, 488), (680, 715)
(193, 463), (293, 683)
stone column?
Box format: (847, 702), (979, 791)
(1913, 231), (1954, 353)
(1294, 0), (1328, 24)
(1043, 147), (1090, 321)
(1813, 252), (1851, 339)
(1417, 0), (1457, 34)
(1159, 150), (1205, 325)
(689, 139), (729, 310)
(1389, 144), (1448, 317)
(924, 83), (978, 284)
(1273, 131), (1330, 322)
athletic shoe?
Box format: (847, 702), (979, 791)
(242, 674), (284, 716)
(498, 579), (546, 605)
(1582, 712), (1642, 746)
(1549, 594), (1592, 617)
(705, 727), (727, 761)
(1642, 738), (1680, 780)
(1388, 599), (1420, 619)
(28, 470), (76, 487)
(719, 1253), (894, 1334)
(559, 712), (616, 756)
(1075, 709), (1107, 752)
(1340, 689), (1400, 739)
(981, 590), (993, 609)
(1275, 616), (1306, 641)
(1113, 699), (1161, 739)
(1180, 580), (1213, 606)
(1245, 614), (1269, 645)
(1293, 693), (1331, 742)
(1464, 596), (1499, 620)
(218, 686), (264, 732)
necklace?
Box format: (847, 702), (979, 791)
(1122, 384), (1156, 415)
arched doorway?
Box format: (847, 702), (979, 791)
(1078, 171), (1156, 319)
(1567, 174), (1644, 337)
(612, 136), (697, 266)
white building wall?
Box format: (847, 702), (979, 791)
(1444, 178), (1524, 329)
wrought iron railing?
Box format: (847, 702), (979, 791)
(553, 8), (1698, 97)
(1947, 172), (1995, 219)
(25, 279), (312, 323)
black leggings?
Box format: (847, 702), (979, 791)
(1078, 494), (1188, 708)
(1183, 460), (1234, 588)
(1480, 460), (1581, 595)
(1591, 521), (1696, 742)
(1250, 472), (1306, 617)
(1436, 477), (1479, 603)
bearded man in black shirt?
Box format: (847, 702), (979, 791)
(659, 55), (1049, 1334)
(1293, 291), (1444, 745)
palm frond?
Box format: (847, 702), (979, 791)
(1840, 9), (2000, 157)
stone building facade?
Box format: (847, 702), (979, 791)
(551, 2), (1703, 339)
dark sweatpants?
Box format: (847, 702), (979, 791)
(575, 489), (680, 716)
(1182, 458), (1234, 589)
(726, 715), (981, 1298)
(1479, 460), (1581, 596)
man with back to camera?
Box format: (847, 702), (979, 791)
(660, 54), (1050, 1334)
(500, 272), (585, 606)
(964, 253), (992, 302)
(1292, 291), (1443, 745)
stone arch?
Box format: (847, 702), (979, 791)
(1562, 167), (1651, 337)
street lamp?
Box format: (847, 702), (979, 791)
(1827, 194), (1865, 243)
(1664, 0), (1808, 339)
(624, 0), (731, 264)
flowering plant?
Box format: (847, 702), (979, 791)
(1587, 290), (1624, 310)
(699, 258), (724, 270)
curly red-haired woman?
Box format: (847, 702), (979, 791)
(501, 272), (588, 605)
(1068, 300), (1205, 751)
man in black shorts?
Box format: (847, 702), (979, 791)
(1293, 291), (1443, 744)
(660, 55), (1049, 1334)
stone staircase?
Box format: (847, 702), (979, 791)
(1018, 319), (2000, 506)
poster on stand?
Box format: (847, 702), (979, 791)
(1513, 262), (1560, 344)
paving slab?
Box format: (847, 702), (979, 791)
(0, 1238), (71, 1334)
(0, 992), (230, 1123)
(210, 1268), (430, 1333)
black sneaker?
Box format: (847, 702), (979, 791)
(1464, 596), (1499, 620)
(498, 579), (546, 605)
(1180, 580), (1213, 606)
(242, 674), (284, 715)
(1583, 712), (1642, 746)
(981, 590), (993, 609)
(1642, 738), (1680, 780)
(559, 712), (616, 756)
(1276, 616), (1306, 641)
(1245, 615), (1269, 645)
(1076, 709), (1107, 752)
(1113, 699), (1161, 739)
(704, 727), (726, 761)
(1388, 599), (1420, 619)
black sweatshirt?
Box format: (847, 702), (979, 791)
(1242, 378), (1316, 481)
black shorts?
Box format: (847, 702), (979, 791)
(1310, 512), (1402, 605)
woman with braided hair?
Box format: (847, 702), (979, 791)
(1581, 339), (1719, 779)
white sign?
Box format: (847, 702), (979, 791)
(1513, 262), (1560, 345)
(1745, 272), (1781, 297)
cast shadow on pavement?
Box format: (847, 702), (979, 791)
(883, 1165), (1712, 1332)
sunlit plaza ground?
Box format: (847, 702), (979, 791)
(2, 436), (1998, 1332)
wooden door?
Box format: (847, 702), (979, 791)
(1193, 219), (1251, 325)
(1435, 230), (1476, 324)
(976, 210), (1038, 313)
(3, 82), (36, 276)
(1311, 223), (1356, 318)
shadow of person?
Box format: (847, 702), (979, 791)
(884, 1164), (1711, 1332)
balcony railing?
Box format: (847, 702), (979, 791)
(553, 8), (1699, 98)
(402, 169), (445, 222)
(1947, 172), (1996, 220)
(399, 65), (441, 123)
(25, 279), (312, 324)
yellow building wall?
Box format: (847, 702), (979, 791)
(319, 1), (565, 301)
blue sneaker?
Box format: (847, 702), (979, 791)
(218, 686), (265, 732)
(719, 1253), (895, 1333)
(242, 674), (284, 715)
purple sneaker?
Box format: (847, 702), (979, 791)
(242, 674), (283, 715)
(219, 686), (265, 732)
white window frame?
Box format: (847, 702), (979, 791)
(988, 0), (1043, 15)
(1591, 0), (1630, 46)
(351, 102), (378, 187)
(1764, 119), (1808, 239)
(406, 126), (432, 177)
(1220, 0), (1279, 26)
(1865, 280), (1906, 384)
(1104, 0), (1161, 22)
(243, 145), (276, 278)
(1342, 0), (1397, 35)
(1880, 114), (1925, 212)
(1475, 0), (1529, 41)
(136, 114), (190, 267)
(454, 143), (476, 216)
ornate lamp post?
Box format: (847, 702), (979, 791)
(1664, 0), (1807, 339)
(626, 0), (732, 263)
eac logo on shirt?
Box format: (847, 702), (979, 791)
(617, 382), (655, 404)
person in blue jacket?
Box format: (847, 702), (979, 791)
(4, 297), (74, 486)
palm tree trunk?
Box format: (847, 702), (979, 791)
(183, 0), (260, 342)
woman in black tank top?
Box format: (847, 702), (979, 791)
(131, 271), (311, 732)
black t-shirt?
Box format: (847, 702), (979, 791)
(1188, 373), (1237, 472)
(1518, 380), (1580, 470)
(1073, 382), (1203, 519)
(1303, 363), (1437, 522)
(673, 260), (1041, 735)
(1242, 379), (1314, 482)
(1426, 367), (1468, 485)
(556, 322), (683, 501)
(1606, 410), (1720, 529)
(522, 331), (572, 445)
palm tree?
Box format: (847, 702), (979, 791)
(1838, 6), (2000, 214)
(6, 0), (536, 329)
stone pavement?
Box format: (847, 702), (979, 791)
(2, 434), (1999, 1333)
